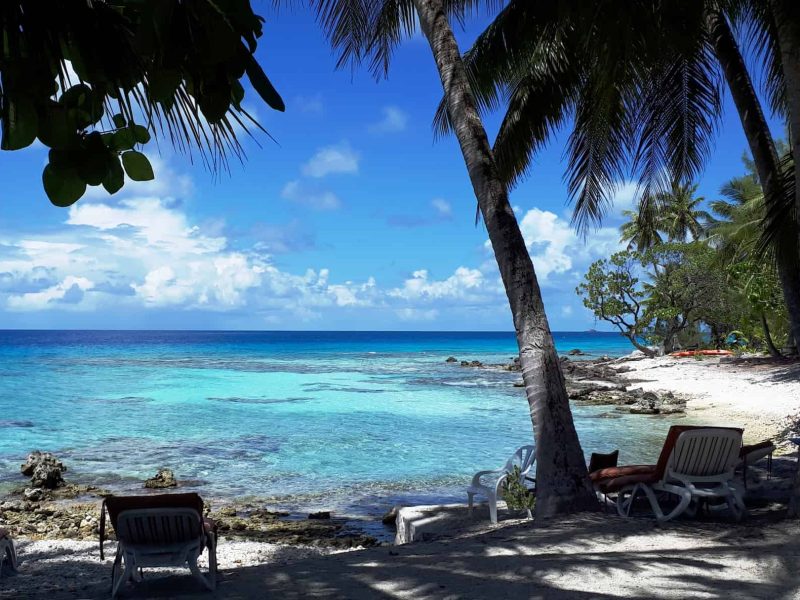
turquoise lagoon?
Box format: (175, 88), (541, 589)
(0, 331), (668, 515)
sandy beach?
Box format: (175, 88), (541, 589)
(2, 355), (800, 599)
(618, 355), (800, 447)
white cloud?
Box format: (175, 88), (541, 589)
(484, 207), (624, 285)
(431, 198), (452, 218)
(369, 106), (408, 134)
(295, 94), (324, 115)
(612, 181), (639, 213)
(7, 275), (94, 310)
(281, 180), (341, 210)
(301, 142), (359, 178)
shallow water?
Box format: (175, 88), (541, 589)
(0, 330), (669, 515)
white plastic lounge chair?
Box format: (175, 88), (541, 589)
(467, 444), (535, 523)
(0, 528), (17, 576)
(614, 426), (745, 522)
(99, 493), (217, 598)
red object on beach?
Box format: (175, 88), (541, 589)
(669, 349), (733, 357)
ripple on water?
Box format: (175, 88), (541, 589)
(207, 396), (314, 405)
(0, 420), (34, 428)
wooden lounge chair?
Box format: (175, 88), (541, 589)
(0, 528), (17, 576)
(467, 444), (535, 523)
(99, 492), (217, 598)
(591, 425), (745, 522)
(738, 440), (775, 489)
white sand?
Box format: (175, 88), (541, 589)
(618, 356), (800, 446)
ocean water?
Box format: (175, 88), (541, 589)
(0, 330), (669, 515)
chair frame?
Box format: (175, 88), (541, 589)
(467, 444), (536, 523)
(109, 507), (216, 598)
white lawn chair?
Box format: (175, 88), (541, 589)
(100, 493), (217, 598)
(467, 444), (535, 523)
(0, 529), (17, 576)
(618, 427), (745, 522)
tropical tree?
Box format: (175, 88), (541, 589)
(620, 181), (710, 250)
(0, 0), (285, 205)
(309, 0), (597, 516)
(436, 1), (800, 350)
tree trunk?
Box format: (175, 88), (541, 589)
(627, 334), (655, 357)
(708, 9), (800, 350)
(412, 0), (597, 516)
(760, 312), (783, 358)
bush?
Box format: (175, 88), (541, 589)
(502, 466), (536, 516)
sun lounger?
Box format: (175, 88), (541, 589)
(738, 440), (775, 489)
(99, 492), (217, 597)
(591, 425), (745, 522)
(0, 528), (17, 576)
(467, 444), (535, 523)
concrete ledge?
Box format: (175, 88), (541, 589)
(395, 502), (505, 545)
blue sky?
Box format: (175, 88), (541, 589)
(0, 6), (786, 331)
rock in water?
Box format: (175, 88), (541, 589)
(20, 451), (67, 489)
(308, 511), (331, 520)
(568, 349), (585, 356)
(144, 468), (177, 489)
(445, 356), (458, 363)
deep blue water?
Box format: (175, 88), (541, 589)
(0, 330), (666, 515)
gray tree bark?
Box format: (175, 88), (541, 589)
(412, 0), (597, 516)
(708, 9), (800, 350)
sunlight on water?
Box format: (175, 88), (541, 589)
(0, 331), (668, 515)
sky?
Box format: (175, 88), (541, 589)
(0, 5), (787, 331)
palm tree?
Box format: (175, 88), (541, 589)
(619, 209), (663, 251)
(708, 172), (788, 357)
(435, 1), (800, 349)
(658, 182), (712, 242)
(309, 0), (597, 516)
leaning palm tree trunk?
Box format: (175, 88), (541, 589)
(412, 0), (596, 516)
(708, 9), (800, 350)
(760, 313), (782, 358)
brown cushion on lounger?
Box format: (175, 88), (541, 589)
(588, 450), (619, 474)
(589, 464), (656, 483)
(104, 492), (204, 528)
(596, 469), (661, 494)
(740, 440), (774, 457)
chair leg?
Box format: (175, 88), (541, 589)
(488, 495), (498, 524)
(655, 490), (691, 523)
(111, 552), (133, 599)
(207, 533), (218, 589)
(188, 549), (214, 592)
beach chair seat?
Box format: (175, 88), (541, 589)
(593, 426), (745, 522)
(99, 492), (217, 598)
(467, 444), (535, 523)
(0, 528), (17, 576)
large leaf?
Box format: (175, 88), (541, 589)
(121, 150), (154, 181)
(245, 54), (285, 112)
(2, 101), (38, 150)
(42, 164), (86, 207)
(102, 156), (125, 194)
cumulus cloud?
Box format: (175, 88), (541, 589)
(301, 142), (359, 178)
(281, 180), (341, 210)
(369, 106), (409, 133)
(295, 94), (324, 115)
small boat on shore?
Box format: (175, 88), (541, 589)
(669, 349), (733, 358)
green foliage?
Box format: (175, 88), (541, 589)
(1, 0), (285, 206)
(502, 466), (536, 514)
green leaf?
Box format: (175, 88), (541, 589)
(43, 164), (86, 207)
(132, 124), (151, 144)
(112, 113), (127, 129)
(1, 101), (38, 150)
(112, 128), (136, 151)
(245, 54), (285, 112)
(102, 156), (125, 195)
(121, 150), (154, 181)
(37, 103), (73, 149)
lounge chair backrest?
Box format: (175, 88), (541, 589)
(99, 492), (205, 559)
(115, 508), (203, 546)
(504, 444), (536, 480)
(668, 428), (742, 480)
(653, 425), (742, 482)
